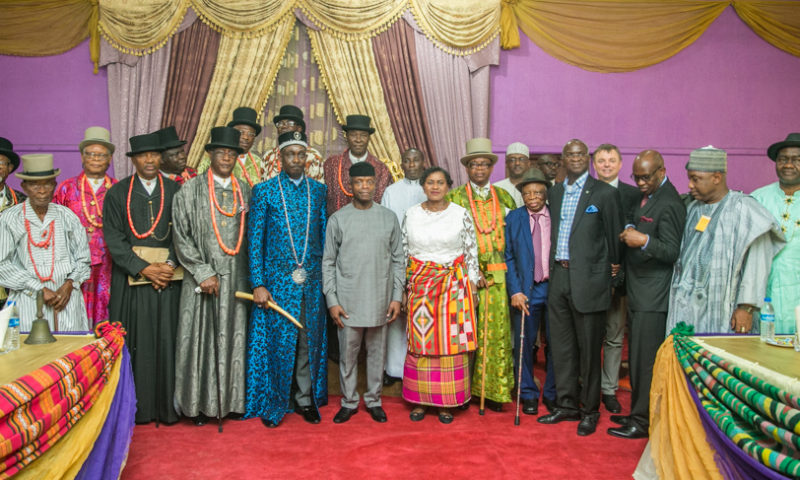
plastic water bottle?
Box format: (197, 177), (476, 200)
(2, 302), (20, 353)
(759, 298), (775, 342)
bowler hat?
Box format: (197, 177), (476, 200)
(460, 138), (498, 166)
(78, 127), (115, 155)
(126, 133), (165, 157)
(272, 105), (306, 130)
(0, 137), (20, 172)
(15, 153), (60, 181)
(341, 115), (375, 134)
(515, 167), (550, 192)
(154, 126), (186, 150)
(205, 126), (244, 154)
(227, 107), (262, 136)
(767, 133), (800, 161)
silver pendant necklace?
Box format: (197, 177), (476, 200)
(277, 174), (311, 284)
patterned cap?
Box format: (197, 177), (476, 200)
(686, 145), (727, 173)
(506, 142), (529, 158)
(278, 130), (308, 150)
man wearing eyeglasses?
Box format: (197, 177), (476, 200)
(535, 154), (561, 186)
(53, 127), (118, 326)
(667, 146), (784, 336)
(494, 142), (532, 208)
(261, 105), (325, 183)
(591, 144), (640, 415)
(198, 107), (263, 188)
(752, 133), (800, 335)
(0, 137), (26, 305)
(608, 150), (685, 439)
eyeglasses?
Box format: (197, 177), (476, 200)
(236, 131), (256, 139)
(212, 150), (238, 159)
(0, 161), (10, 168)
(538, 161), (559, 168)
(275, 120), (297, 128)
(562, 152), (587, 159)
(468, 162), (492, 169)
(83, 152), (111, 160)
(522, 190), (547, 198)
(631, 169), (661, 183)
(776, 155), (800, 166)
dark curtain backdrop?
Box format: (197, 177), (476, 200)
(161, 19), (220, 151)
(372, 19), (437, 168)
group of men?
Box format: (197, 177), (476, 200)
(0, 103), (796, 437)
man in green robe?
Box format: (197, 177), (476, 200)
(752, 133), (800, 334)
(446, 137), (516, 410)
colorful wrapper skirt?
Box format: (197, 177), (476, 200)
(402, 352), (471, 407)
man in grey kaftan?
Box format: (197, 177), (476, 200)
(667, 147), (784, 335)
(323, 161), (405, 423)
(0, 154), (90, 332)
(173, 127), (251, 423)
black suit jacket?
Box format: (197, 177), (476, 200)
(617, 181), (641, 225)
(624, 179), (686, 313)
(548, 175), (624, 313)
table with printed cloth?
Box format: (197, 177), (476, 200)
(635, 329), (800, 480)
(0, 322), (135, 479)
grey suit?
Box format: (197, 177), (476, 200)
(322, 202), (405, 408)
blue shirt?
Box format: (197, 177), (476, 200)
(555, 171), (588, 260)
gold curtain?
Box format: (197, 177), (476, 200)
(191, 0), (297, 37)
(733, 1), (800, 57)
(409, 0), (501, 54)
(0, 0), (94, 56)
(298, 0), (407, 39)
(98, 0), (190, 54)
(308, 30), (403, 173)
(502, 0), (729, 72)
(187, 15), (295, 168)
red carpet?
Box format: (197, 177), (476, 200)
(122, 393), (647, 479)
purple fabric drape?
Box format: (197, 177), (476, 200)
(161, 19), (220, 153)
(406, 11), (499, 186)
(75, 346), (137, 480)
(372, 20), (437, 168)
(686, 375), (787, 480)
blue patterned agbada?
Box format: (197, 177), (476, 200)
(245, 172), (328, 423)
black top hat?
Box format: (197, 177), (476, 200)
(272, 105), (306, 131)
(515, 167), (550, 192)
(0, 137), (20, 172)
(126, 133), (165, 157)
(341, 115), (375, 135)
(154, 126), (187, 150)
(227, 107), (262, 136)
(767, 133), (800, 161)
(205, 126), (244, 154)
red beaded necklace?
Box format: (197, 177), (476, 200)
(208, 173), (245, 256)
(127, 175), (165, 239)
(23, 202), (56, 282)
(237, 152), (260, 188)
(466, 183), (500, 234)
(9, 188), (18, 205)
(337, 156), (354, 198)
(80, 173), (107, 229)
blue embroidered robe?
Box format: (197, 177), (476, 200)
(245, 172), (328, 423)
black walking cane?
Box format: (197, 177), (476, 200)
(209, 293), (224, 433)
(155, 288), (162, 429)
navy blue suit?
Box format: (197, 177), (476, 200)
(505, 205), (556, 402)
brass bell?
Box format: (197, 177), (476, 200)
(24, 290), (56, 345)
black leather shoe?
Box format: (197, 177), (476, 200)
(383, 373), (402, 387)
(261, 417), (279, 428)
(457, 402), (470, 411)
(537, 408), (581, 424)
(191, 414), (208, 426)
(226, 412), (246, 421)
(333, 407), (358, 424)
(602, 394), (622, 414)
(367, 406), (387, 423)
(577, 415), (598, 436)
(542, 396), (557, 413)
(609, 414), (630, 426)
(484, 399), (503, 412)
(296, 405), (321, 424)
(522, 399), (538, 415)
(409, 407), (426, 421)
(608, 424), (648, 439)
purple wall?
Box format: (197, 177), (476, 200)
(0, 39), (110, 190)
(489, 7), (800, 193)
(2, 8), (800, 195)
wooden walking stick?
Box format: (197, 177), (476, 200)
(155, 289), (162, 428)
(210, 294), (224, 433)
(479, 289), (490, 416)
(514, 310), (526, 426)
(233, 291), (303, 329)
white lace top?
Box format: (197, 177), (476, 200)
(402, 202), (480, 283)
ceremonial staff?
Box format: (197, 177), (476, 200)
(234, 291), (303, 329)
(155, 288), (161, 428)
(479, 285), (491, 416)
(514, 308), (526, 426)
(210, 294), (223, 433)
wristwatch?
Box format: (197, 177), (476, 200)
(738, 304), (758, 314)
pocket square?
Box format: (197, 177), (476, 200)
(640, 215), (653, 223)
(585, 205), (599, 213)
